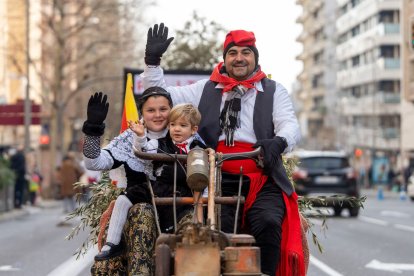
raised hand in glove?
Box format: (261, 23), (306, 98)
(82, 92), (109, 136)
(145, 23), (174, 65)
(253, 137), (287, 175)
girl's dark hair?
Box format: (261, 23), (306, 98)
(138, 87), (173, 114)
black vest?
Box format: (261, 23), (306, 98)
(198, 78), (276, 149)
(197, 78), (293, 196)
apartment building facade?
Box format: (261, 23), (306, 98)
(401, 0), (414, 167)
(295, 0), (338, 150)
(336, 0), (403, 163)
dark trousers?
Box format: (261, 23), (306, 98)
(220, 173), (285, 276)
(14, 178), (26, 208)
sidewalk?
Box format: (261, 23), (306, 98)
(361, 187), (403, 200)
(0, 199), (62, 223)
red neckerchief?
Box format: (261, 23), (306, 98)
(209, 62), (267, 93)
(175, 142), (188, 154)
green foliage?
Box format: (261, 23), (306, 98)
(163, 11), (227, 71)
(65, 171), (123, 258)
(0, 158), (16, 190)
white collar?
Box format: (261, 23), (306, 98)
(147, 128), (168, 140)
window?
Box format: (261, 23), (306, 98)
(352, 56), (360, 67)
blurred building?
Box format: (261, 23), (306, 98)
(336, 0), (402, 161)
(401, 0), (414, 167)
(296, 0), (409, 169)
(295, 0), (339, 150)
(0, 0), (42, 148)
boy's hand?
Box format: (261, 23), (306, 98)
(128, 120), (145, 137)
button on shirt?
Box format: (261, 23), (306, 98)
(141, 66), (301, 153)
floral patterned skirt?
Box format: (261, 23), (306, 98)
(91, 203), (193, 276)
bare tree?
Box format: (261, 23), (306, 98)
(163, 11), (227, 71)
(4, 0), (153, 196)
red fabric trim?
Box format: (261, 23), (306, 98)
(276, 192), (305, 276)
(216, 141), (305, 275)
(210, 62), (267, 93)
(216, 141), (267, 214)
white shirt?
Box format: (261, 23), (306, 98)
(141, 66), (301, 152)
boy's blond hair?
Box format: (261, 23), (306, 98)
(168, 104), (201, 127)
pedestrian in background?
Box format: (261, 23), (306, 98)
(9, 146), (27, 209)
(29, 172), (41, 205)
(58, 154), (84, 213)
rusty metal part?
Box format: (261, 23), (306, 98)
(154, 244), (171, 276)
(227, 234), (256, 246)
(175, 224), (221, 276)
(223, 246), (262, 276)
(175, 243), (221, 276)
(193, 192), (203, 223)
(134, 147), (261, 162)
(207, 148), (216, 228)
(186, 147), (209, 191)
(153, 196), (245, 205)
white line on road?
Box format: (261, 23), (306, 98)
(47, 246), (98, 276)
(358, 216), (389, 226)
(0, 265), (20, 271)
(366, 259), (414, 273)
(394, 224), (414, 233)
(310, 255), (344, 276)
(380, 210), (411, 218)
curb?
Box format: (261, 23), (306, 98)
(0, 199), (62, 223)
(0, 208), (29, 223)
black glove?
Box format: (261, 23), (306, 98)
(145, 23), (174, 65)
(82, 92), (109, 136)
(253, 137), (287, 175)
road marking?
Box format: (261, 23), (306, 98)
(46, 246), (98, 276)
(310, 255), (344, 276)
(358, 216), (388, 226)
(366, 259), (414, 273)
(0, 265), (20, 271)
(380, 210), (410, 218)
(394, 224), (414, 233)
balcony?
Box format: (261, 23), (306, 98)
(337, 23), (400, 60)
(296, 31), (309, 42)
(296, 11), (309, 23)
(336, 0), (401, 35)
(337, 57), (401, 88)
(340, 91), (401, 116)
(380, 57), (400, 69)
(341, 125), (400, 150)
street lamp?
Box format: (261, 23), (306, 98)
(24, 0), (31, 153)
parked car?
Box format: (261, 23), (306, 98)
(291, 150), (360, 217)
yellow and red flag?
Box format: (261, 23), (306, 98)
(120, 73), (139, 133)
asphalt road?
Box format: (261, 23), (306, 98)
(1, 190), (413, 276)
(306, 190), (414, 276)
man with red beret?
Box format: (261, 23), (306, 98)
(141, 23), (304, 276)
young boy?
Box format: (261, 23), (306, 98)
(130, 103), (205, 233)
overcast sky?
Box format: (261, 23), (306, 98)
(147, 0), (303, 91)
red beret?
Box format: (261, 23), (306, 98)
(223, 30), (256, 50)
